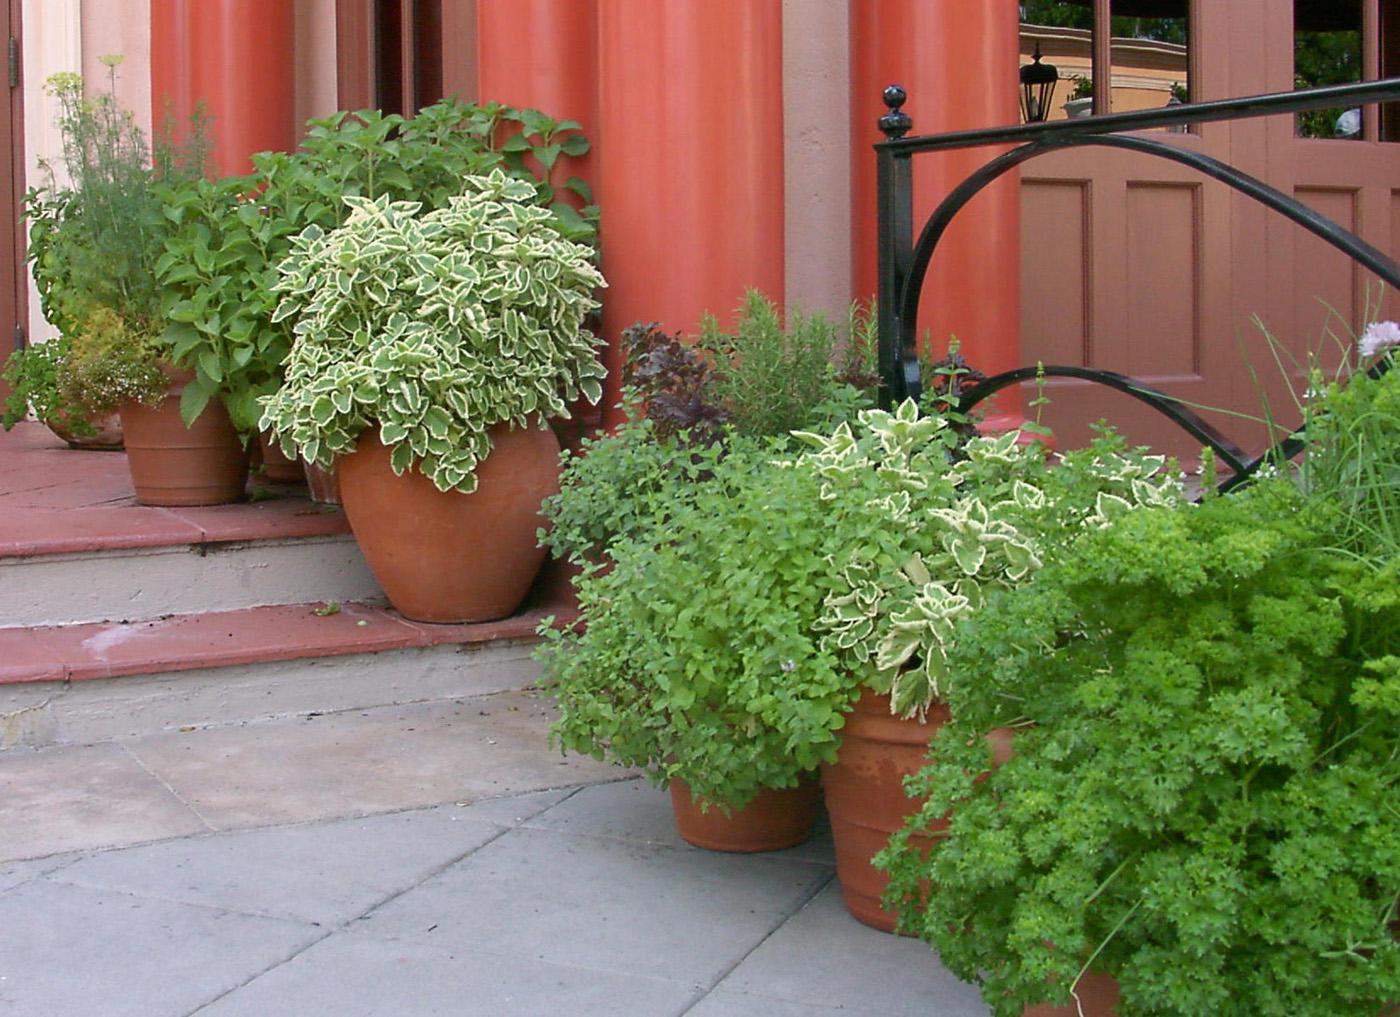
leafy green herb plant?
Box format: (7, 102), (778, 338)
(880, 368), (1400, 1016)
(155, 96), (596, 435)
(1, 337), (99, 434)
(260, 172), (606, 493)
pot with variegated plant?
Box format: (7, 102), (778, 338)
(791, 401), (1182, 932)
(260, 170), (606, 623)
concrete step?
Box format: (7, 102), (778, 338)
(0, 599), (573, 751)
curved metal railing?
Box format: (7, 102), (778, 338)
(875, 78), (1400, 491)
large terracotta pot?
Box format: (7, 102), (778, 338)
(670, 778), (820, 853)
(258, 431), (305, 485)
(337, 420), (560, 623)
(118, 375), (249, 506)
(304, 460), (341, 504)
(46, 410), (124, 450)
(1023, 972), (1120, 1016)
(821, 689), (946, 932)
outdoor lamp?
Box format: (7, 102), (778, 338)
(1020, 43), (1059, 123)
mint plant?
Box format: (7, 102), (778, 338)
(260, 172), (605, 493)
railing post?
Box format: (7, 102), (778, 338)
(876, 85), (915, 409)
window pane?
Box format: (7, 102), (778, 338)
(1108, 0), (1190, 121)
(1294, 0), (1363, 140)
(1020, 1), (1094, 120)
(1381, 0), (1400, 142)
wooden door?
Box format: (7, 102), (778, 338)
(0, 0), (24, 399)
(1018, 0), (1400, 462)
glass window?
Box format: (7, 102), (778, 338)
(1294, 0), (1363, 139)
(1019, 1), (1190, 123)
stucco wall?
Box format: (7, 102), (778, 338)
(782, 0), (852, 325)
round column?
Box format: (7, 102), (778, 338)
(149, 0), (194, 145)
(596, 0), (785, 424)
(850, 0), (1021, 418)
(186, 0), (296, 177)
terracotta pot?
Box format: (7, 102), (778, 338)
(304, 460), (341, 505)
(118, 377), (249, 506)
(258, 431), (305, 485)
(337, 420), (560, 623)
(821, 689), (946, 932)
(1023, 971), (1120, 1017)
(45, 410), (124, 451)
(670, 778), (820, 853)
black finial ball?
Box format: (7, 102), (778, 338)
(878, 84), (912, 140)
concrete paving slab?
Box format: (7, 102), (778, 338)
(713, 882), (989, 1017)
(0, 878), (321, 1017)
(525, 778), (837, 865)
(357, 824), (833, 986)
(686, 988), (869, 1016)
(196, 928), (699, 1017)
(47, 804), (512, 925)
(0, 742), (208, 862)
(0, 854), (77, 894)
(123, 691), (622, 831)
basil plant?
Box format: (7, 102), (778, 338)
(260, 170), (606, 493)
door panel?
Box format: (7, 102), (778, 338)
(0, 0), (24, 402)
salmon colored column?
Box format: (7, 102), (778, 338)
(477, 0), (597, 162)
(596, 0), (785, 424)
(850, 0), (1021, 418)
(150, 0), (194, 140)
(152, 0), (296, 178)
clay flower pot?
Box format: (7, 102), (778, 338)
(336, 420), (560, 623)
(258, 431), (306, 485)
(118, 371), (249, 506)
(45, 410), (124, 451)
(670, 778), (820, 853)
(1023, 971), (1121, 1016)
(303, 460), (341, 505)
(821, 689), (947, 932)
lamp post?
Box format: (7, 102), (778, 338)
(1019, 43), (1059, 123)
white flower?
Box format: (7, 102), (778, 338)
(1359, 320), (1400, 358)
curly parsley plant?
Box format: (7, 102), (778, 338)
(260, 170), (606, 493)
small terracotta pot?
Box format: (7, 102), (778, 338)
(670, 778), (820, 853)
(336, 420), (560, 623)
(1022, 971), (1120, 1017)
(304, 460), (341, 505)
(118, 374), (249, 506)
(822, 689), (945, 932)
(45, 410), (124, 451)
(258, 431), (305, 485)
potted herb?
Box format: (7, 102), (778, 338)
(154, 96), (598, 490)
(879, 365), (1400, 1015)
(260, 172), (605, 623)
(792, 400), (1181, 931)
(1, 336), (122, 449)
(29, 65), (245, 504)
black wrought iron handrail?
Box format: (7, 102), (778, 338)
(875, 77), (1400, 493)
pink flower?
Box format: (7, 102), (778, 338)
(1359, 320), (1400, 358)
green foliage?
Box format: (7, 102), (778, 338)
(882, 479), (1400, 1017)
(1299, 361), (1400, 557)
(153, 96), (597, 434)
(260, 172), (606, 493)
(539, 442), (859, 808)
(881, 368), (1400, 1015)
(539, 418), (716, 567)
(699, 290), (874, 439)
(540, 403), (1182, 808)
(58, 307), (167, 414)
(0, 337), (96, 433)
(797, 402), (1182, 717)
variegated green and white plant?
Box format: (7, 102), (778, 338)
(796, 400), (1182, 718)
(259, 169), (606, 493)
